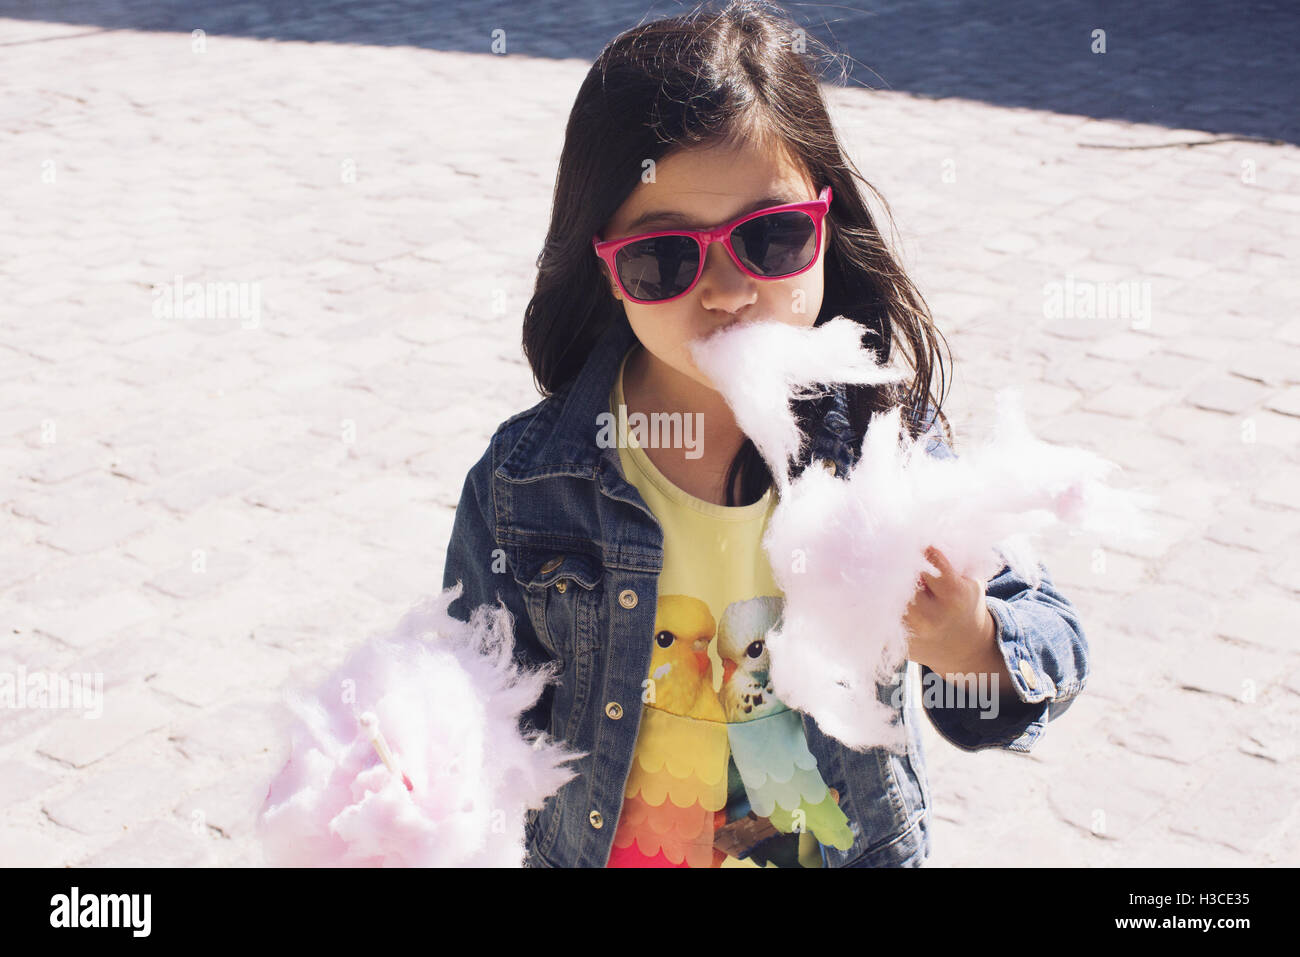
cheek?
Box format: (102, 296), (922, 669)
(626, 305), (694, 366)
(770, 268), (824, 325)
(801, 271), (826, 320)
(804, 230), (829, 311)
(624, 305), (667, 353)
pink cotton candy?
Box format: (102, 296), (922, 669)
(256, 583), (583, 867)
(689, 318), (1154, 752)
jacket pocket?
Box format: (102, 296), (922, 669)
(509, 547), (603, 745)
(509, 548), (604, 659)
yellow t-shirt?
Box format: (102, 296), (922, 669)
(605, 344), (854, 869)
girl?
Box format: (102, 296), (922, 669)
(442, 0), (1088, 867)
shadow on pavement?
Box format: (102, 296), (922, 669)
(3, 0), (1297, 145)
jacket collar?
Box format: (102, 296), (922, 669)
(496, 313), (857, 484)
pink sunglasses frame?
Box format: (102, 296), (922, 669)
(592, 185), (833, 304)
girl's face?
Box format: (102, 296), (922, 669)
(597, 139), (829, 398)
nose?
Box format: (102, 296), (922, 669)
(695, 239), (757, 313)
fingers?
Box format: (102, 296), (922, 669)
(913, 547), (959, 611)
(925, 545), (949, 571)
(921, 546), (949, 595)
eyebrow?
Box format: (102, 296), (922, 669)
(623, 195), (795, 233)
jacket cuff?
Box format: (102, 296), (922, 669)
(919, 595), (1052, 753)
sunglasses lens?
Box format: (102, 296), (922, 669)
(614, 235), (701, 301)
(732, 210), (818, 277)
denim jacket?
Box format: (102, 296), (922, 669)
(441, 314), (1089, 867)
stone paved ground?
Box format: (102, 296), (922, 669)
(1, 4), (1297, 868)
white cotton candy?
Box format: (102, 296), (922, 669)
(689, 316), (908, 491)
(689, 318), (1154, 752)
(256, 583), (583, 867)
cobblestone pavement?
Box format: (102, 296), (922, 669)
(1, 5), (1298, 868)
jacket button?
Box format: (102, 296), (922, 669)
(555, 580), (568, 594)
(589, 810), (603, 829)
(605, 701), (623, 720)
(618, 589), (638, 609)
(1017, 659), (1038, 690)
(540, 556), (564, 574)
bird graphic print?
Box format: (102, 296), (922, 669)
(608, 593), (854, 868)
(716, 597), (855, 854)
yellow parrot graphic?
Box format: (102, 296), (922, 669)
(610, 595), (729, 867)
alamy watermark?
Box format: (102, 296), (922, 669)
(151, 274), (261, 328)
(891, 668), (1002, 719)
(50, 887), (150, 937)
(1043, 274), (1151, 329)
(1, 666), (103, 718)
(596, 404), (705, 459)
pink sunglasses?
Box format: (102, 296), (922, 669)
(592, 185), (832, 304)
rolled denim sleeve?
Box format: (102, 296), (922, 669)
(920, 561), (1088, 753)
(441, 437), (555, 738)
(915, 403), (1090, 753)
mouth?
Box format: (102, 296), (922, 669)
(703, 317), (750, 345)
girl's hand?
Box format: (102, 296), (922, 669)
(903, 546), (1001, 679)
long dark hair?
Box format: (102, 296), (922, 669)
(522, 0), (953, 506)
